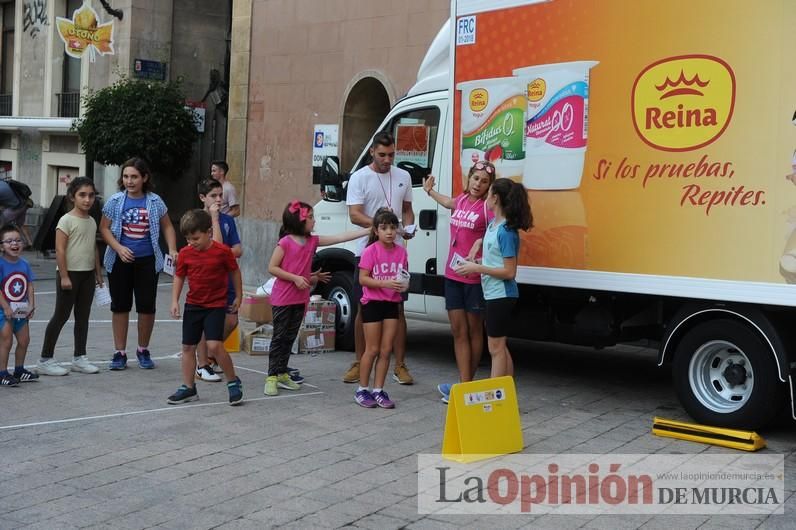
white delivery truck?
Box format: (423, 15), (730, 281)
(313, 0), (796, 429)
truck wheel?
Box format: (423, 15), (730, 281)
(672, 319), (784, 430)
(320, 271), (357, 351)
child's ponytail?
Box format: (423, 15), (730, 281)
(491, 178), (533, 231)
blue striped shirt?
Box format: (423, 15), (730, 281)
(102, 191), (168, 273)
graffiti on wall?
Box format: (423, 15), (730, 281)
(23, 0), (48, 39)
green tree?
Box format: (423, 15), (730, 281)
(75, 76), (199, 180)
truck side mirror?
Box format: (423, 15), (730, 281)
(320, 156), (346, 202)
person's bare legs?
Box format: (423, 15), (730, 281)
(488, 336), (513, 378)
(466, 312), (484, 380)
(208, 341), (237, 381)
(373, 319), (398, 389)
(180, 344), (197, 386)
(393, 306), (407, 366)
(137, 313), (155, 349)
(359, 320), (381, 387)
(449, 309), (472, 382)
(112, 312), (129, 351)
(354, 307), (364, 361)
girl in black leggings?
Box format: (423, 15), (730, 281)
(37, 177), (104, 375)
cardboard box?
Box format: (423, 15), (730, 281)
(303, 300), (336, 328)
(242, 324), (273, 355)
(239, 292), (272, 323)
(298, 326), (336, 354)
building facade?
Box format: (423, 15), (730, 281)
(0, 0), (231, 225)
(232, 0), (449, 283)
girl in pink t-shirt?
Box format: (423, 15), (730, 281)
(354, 208), (409, 409)
(265, 200), (367, 396)
(422, 161), (495, 403)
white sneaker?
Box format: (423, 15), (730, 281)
(196, 365), (222, 382)
(36, 358), (69, 376)
(71, 355), (99, 374)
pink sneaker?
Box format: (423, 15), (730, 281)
(372, 390), (395, 409)
(354, 389), (377, 408)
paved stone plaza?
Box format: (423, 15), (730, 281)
(1, 252), (794, 529)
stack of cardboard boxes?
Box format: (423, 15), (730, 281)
(238, 291), (337, 355)
(239, 292), (274, 355)
(297, 299), (336, 354)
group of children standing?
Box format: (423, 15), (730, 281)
(0, 157), (534, 413)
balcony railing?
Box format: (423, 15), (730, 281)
(0, 94), (10, 116)
(56, 91), (80, 118)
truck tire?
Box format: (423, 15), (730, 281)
(320, 271), (357, 351)
(672, 319), (784, 430)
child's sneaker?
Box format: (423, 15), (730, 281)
(437, 383), (452, 404)
(227, 377), (243, 406)
(14, 368), (39, 382)
(36, 358), (69, 376)
(209, 358), (223, 373)
(264, 376), (278, 396)
(71, 356), (99, 374)
(196, 365), (221, 382)
(109, 351), (127, 370)
(167, 384), (198, 404)
(372, 390), (395, 409)
(0, 372), (19, 386)
(277, 373), (300, 391)
(136, 348), (155, 369)
(287, 366), (303, 383)
(354, 389), (377, 408)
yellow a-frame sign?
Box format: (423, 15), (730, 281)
(442, 376), (523, 463)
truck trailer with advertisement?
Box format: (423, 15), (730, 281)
(314, 0), (796, 429)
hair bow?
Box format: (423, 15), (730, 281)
(288, 200), (309, 221)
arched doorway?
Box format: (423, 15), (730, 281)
(341, 77), (391, 171)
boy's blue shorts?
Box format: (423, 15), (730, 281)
(0, 315), (27, 333)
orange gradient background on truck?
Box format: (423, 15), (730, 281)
(453, 0), (796, 283)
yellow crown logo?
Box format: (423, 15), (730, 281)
(527, 78), (546, 102)
(632, 55), (735, 151)
(469, 89), (489, 112)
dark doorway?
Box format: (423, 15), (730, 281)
(341, 77), (390, 172)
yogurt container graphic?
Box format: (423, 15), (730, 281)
(457, 77), (526, 190)
(512, 61), (599, 190)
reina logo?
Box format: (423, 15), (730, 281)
(469, 88), (488, 112)
(631, 55), (736, 152)
(526, 78), (546, 103)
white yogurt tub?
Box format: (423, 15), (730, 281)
(457, 77), (526, 190)
(513, 61), (598, 190)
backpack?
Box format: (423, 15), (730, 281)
(6, 179), (33, 208)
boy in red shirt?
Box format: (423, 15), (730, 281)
(168, 209), (243, 405)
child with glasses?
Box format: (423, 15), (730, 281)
(0, 224), (38, 385)
(423, 161), (495, 403)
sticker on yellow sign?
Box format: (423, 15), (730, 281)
(56, 4), (115, 61)
(442, 376), (523, 463)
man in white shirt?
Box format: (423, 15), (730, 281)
(344, 131), (415, 385)
(210, 160), (240, 217)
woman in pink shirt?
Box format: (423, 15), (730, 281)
(423, 161), (495, 403)
(266, 200), (366, 396)
(355, 208), (409, 409)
